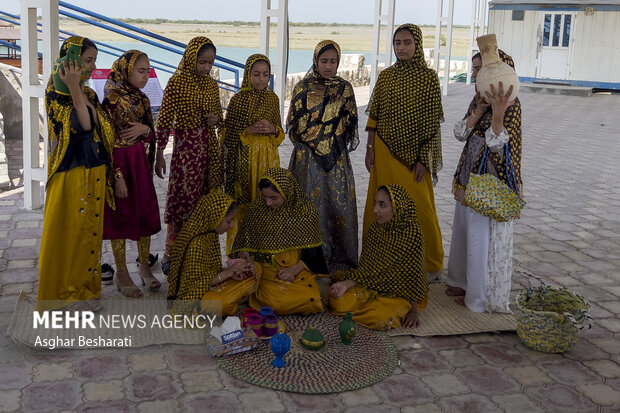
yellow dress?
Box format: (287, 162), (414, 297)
(37, 166), (107, 311)
(250, 249), (323, 315)
(330, 286), (428, 330)
(331, 184), (429, 330)
(226, 129), (284, 252)
(37, 36), (116, 311)
(363, 131), (444, 272)
(202, 265), (261, 316)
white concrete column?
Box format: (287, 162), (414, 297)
(434, 0), (455, 96)
(20, 0), (58, 209)
(369, 0), (395, 94)
(467, 0), (488, 85)
(260, 0), (288, 123)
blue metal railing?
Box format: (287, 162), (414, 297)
(0, 12), (176, 75)
(0, 2), (244, 93)
(0, 39), (42, 58)
(57, 1), (242, 91)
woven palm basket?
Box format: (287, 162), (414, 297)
(516, 285), (592, 353)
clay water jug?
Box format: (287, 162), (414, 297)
(52, 41), (85, 95)
(475, 34), (519, 100)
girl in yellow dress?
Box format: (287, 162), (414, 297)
(230, 167), (328, 315)
(37, 36), (116, 312)
(223, 54), (284, 252)
(167, 190), (255, 316)
(330, 185), (429, 330)
(364, 24), (445, 279)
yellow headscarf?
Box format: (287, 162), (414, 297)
(45, 36), (116, 207)
(156, 36), (223, 131)
(167, 190), (234, 310)
(287, 40), (359, 172)
(230, 167), (322, 261)
(223, 54), (282, 202)
(343, 184), (428, 302)
(368, 24), (444, 182)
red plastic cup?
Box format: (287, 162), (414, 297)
(247, 313), (263, 337)
(242, 307), (260, 329)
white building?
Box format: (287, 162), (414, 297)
(488, 0), (620, 89)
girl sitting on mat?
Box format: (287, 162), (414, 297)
(167, 190), (256, 316)
(330, 184), (429, 330)
(230, 167), (328, 315)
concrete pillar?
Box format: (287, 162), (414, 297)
(20, 0), (58, 209)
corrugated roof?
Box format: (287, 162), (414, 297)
(490, 1), (620, 5)
(0, 27), (43, 40)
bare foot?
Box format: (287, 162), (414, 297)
(454, 296), (466, 306)
(445, 286), (466, 296)
(114, 269), (143, 298)
(138, 263), (161, 290)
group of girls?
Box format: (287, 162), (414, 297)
(38, 22), (522, 329)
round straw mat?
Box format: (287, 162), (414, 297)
(216, 312), (397, 394)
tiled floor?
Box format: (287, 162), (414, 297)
(0, 82), (619, 412)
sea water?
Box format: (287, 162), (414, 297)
(91, 41), (373, 89)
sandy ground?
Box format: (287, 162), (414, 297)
(59, 21), (475, 55)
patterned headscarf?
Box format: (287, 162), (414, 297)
(368, 24), (444, 182)
(341, 184), (428, 302)
(156, 36), (223, 131)
(230, 167), (322, 261)
(45, 36), (116, 208)
(454, 49), (522, 193)
(102, 50), (156, 164)
(286, 40), (359, 172)
(167, 190), (234, 314)
(223, 54), (282, 202)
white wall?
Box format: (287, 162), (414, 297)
(490, 8), (620, 84)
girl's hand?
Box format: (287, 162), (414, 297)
(365, 147), (374, 172)
(155, 150), (166, 179)
(277, 261), (303, 282)
(329, 280), (356, 298)
(120, 122), (150, 143)
(206, 113), (219, 126)
(58, 59), (83, 90)
(229, 260), (251, 280)
(115, 177), (128, 198)
(246, 119), (276, 135)
(413, 161), (427, 184)
(277, 267), (297, 282)
(485, 82), (515, 115)
(472, 92), (491, 117)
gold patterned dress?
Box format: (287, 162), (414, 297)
(155, 37), (223, 255)
(223, 54), (284, 252)
(167, 190), (257, 316)
(37, 36), (116, 311)
(102, 50), (161, 271)
(230, 168), (328, 315)
(331, 185), (429, 330)
(364, 24), (445, 273)
(288, 40), (359, 273)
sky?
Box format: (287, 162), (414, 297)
(2, 0), (475, 25)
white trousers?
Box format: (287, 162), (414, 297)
(446, 202), (513, 313)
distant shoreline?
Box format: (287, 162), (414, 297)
(58, 21), (473, 55)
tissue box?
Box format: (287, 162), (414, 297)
(205, 328), (260, 358)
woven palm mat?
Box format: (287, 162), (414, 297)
(7, 291), (206, 350)
(215, 312), (397, 394)
(388, 283), (517, 336)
